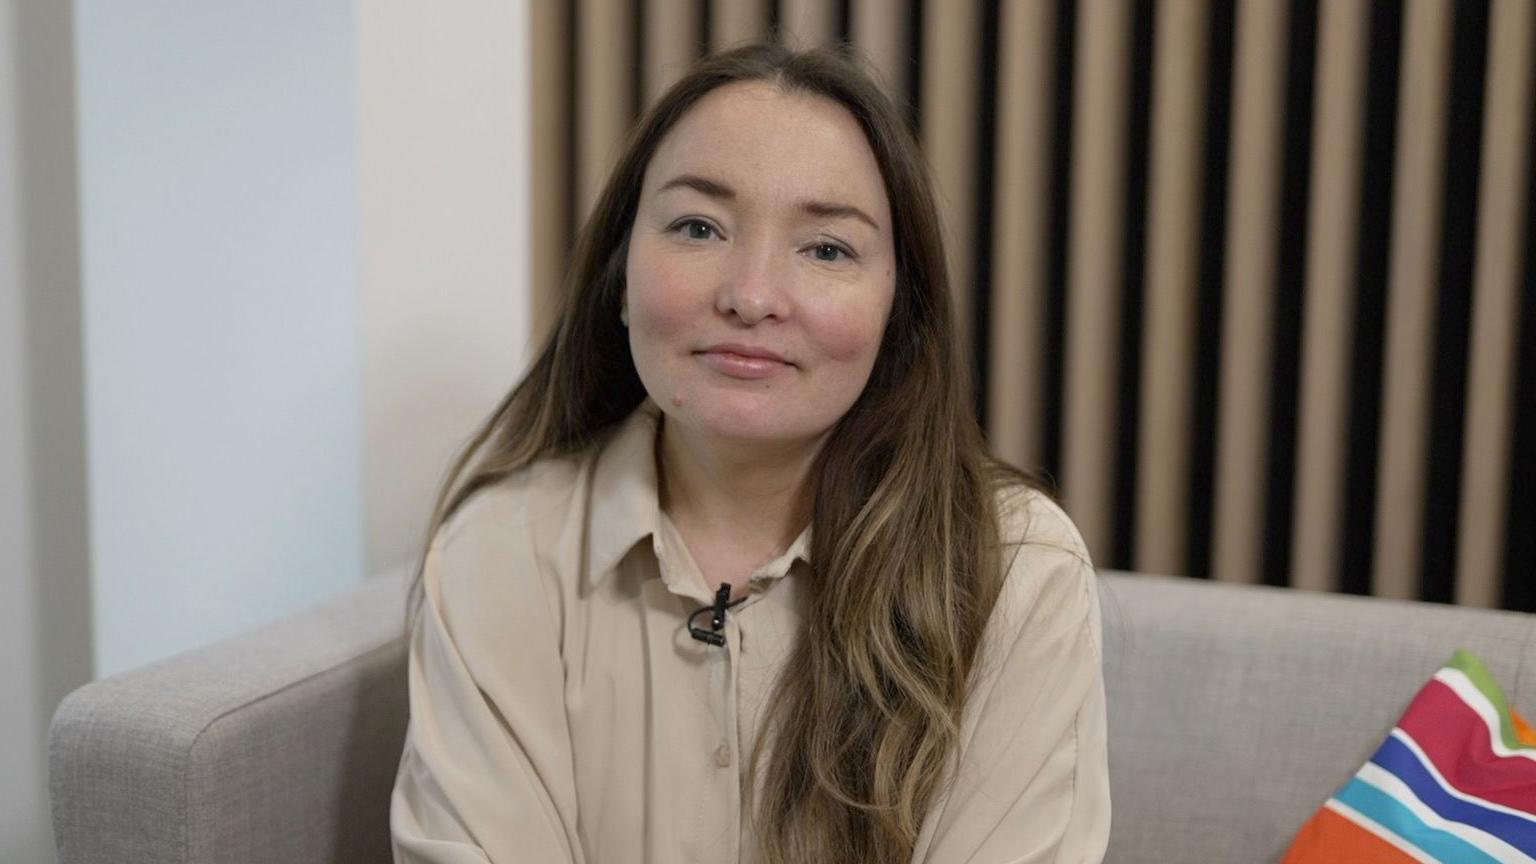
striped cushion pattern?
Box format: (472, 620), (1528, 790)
(1283, 650), (1536, 863)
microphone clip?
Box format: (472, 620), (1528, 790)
(688, 583), (736, 646)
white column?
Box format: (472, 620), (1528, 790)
(2, 0), (91, 857)
(354, 0), (533, 577)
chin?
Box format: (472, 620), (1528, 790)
(673, 388), (832, 444)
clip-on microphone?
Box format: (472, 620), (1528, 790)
(688, 582), (747, 646)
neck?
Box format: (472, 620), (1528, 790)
(657, 415), (821, 552)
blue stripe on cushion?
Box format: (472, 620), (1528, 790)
(1335, 777), (1505, 864)
(1370, 733), (1536, 855)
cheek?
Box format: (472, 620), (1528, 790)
(627, 245), (704, 337)
(805, 290), (892, 368)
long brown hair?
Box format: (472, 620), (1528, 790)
(407, 41), (1037, 863)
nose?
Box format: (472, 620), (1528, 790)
(715, 237), (790, 325)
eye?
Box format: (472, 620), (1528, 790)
(809, 241), (855, 263)
(671, 218), (721, 241)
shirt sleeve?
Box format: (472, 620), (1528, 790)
(912, 497), (1111, 864)
(390, 507), (585, 864)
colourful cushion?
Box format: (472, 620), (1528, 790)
(1282, 650), (1536, 863)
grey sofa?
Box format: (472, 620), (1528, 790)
(49, 570), (1536, 864)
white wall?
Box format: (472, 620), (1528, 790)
(355, 0), (532, 576)
(74, 1), (364, 677)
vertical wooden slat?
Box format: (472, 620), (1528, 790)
(1185, 0), (1236, 583)
(987, 0), (1055, 473)
(1261, 0), (1316, 588)
(577, 0), (634, 224)
(645, 0), (703, 108)
(851, 0), (908, 101)
(1455, 0), (1533, 607)
(1062, 0), (1129, 563)
(781, 0), (837, 48)
(1289, 0), (1369, 592)
(1113, 0), (1154, 569)
(1211, 0), (1288, 584)
(711, 0), (770, 50)
(922, 0), (981, 363)
(1419, 0), (1490, 605)
(1337, 0), (1402, 598)
(1134, 0), (1207, 576)
(1372, 0), (1452, 600)
(529, 0), (570, 338)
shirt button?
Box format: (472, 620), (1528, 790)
(714, 743), (732, 768)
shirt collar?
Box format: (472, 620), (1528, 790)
(585, 397), (813, 592)
(586, 398), (664, 589)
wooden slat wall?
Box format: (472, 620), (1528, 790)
(1458, 0), (1532, 608)
(1291, 0), (1368, 593)
(988, 0), (1054, 475)
(1136, 0), (1206, 578)
(1212, 0), (1287, 585)
(1374, 0), (1452, 601)
(1062, 0), (1129, 560)
(532, 0), (1536, 611)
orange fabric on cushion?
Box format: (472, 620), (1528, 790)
(1512, 708), (1536, 747)
(1282, 807), (1421, 864)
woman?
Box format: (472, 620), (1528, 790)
(390, 42), (1108, 864)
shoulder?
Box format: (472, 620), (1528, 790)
(994, 483), (1094, 569)
(986, 483), (1101, 661)
(425, 448), (593, 611)
(432, 454), (582, 554)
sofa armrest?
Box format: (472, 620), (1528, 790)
(48, 568), (412, 864)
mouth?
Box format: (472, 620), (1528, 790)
(694, 344), (795, 380)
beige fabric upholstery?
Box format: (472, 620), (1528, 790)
(49, 569), (1536, 863)
(48, 568), (411, 864)
(1100, 573), (1536, 862)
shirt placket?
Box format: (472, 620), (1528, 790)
(711, 612), (744, 862)
(656, 527), (748, 863)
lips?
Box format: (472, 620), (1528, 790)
(695, 343), (794, 380)
(699, 343), (791, 364)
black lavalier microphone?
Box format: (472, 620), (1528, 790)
(688, 582), (748, 646)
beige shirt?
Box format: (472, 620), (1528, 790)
(390, 399), (1110, 863)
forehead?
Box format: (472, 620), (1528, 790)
(642, 82), (890, 223)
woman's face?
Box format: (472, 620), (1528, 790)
(624, 81), (897, 448)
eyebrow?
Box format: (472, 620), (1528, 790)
(656, 173), (882, 232)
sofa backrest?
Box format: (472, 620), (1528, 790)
(50, 569), (1536, 863)
(1098, 571), (1536, 863)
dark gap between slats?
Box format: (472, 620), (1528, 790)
(836, 0), (851, 45)
(1419, 0), (1490, 604)
(972, 0), (1002, 430)
(1262, 0), (1317, 588)
(1339, 0), (1402, 597)
(907, 0), (924, 137)
(632, 0), (647, 118)
(1042, 0), (1077, 495)
(1186, 0), (1236, 581)
(564, 0), (580, 271)
(1114, 0), (1155, 571)
(699, 0), (712, 55)
(1503, 51), (1536, 612)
